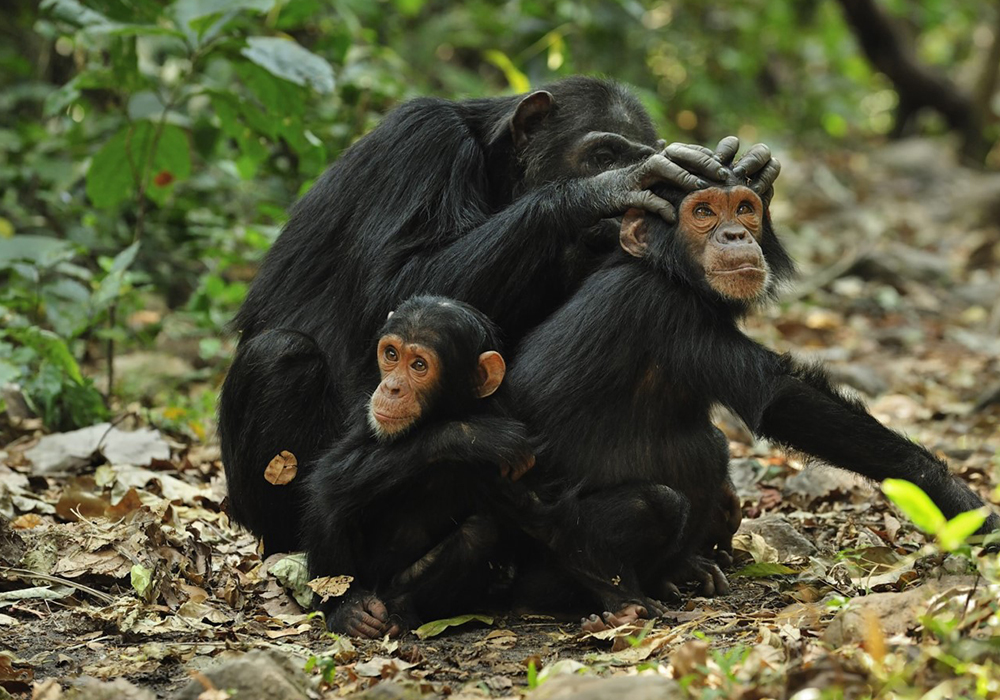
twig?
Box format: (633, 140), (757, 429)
(0, 566), (114, 604)
(782, 243), (874, 303)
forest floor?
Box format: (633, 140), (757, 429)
(2, 137), (1000, 700)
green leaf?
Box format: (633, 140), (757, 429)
(938, 508), (989, 552)
(882, 479), (946, 535)
(90, 242), (140, 312)
(0, 235), (76, 268)
(414, 614), (494, 640)
(241, 37), (335, 94)
(41, 0), (111, 27)
(268, 553), (312, 608)
(86, 123), (191, 209)
(731, 562), (797, 578)
(6, 327), (84, 384)
(130, 563), (153, 599)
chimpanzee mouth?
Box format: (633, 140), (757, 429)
(712, 265), (765, 275)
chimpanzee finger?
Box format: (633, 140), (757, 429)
(642, 154), (710, 191)
(510, 454), (536, 481)
(659, 580), (682, 601)
(714, 548), (733, 568)
(749, 159), (781, 195)
(624, 190), (676, 224)
(731, 143), (772, 178)
(348, 612), (390, 639)
(662, 144), (729, 182)
(709, 564), (730, 595)
(363, 595), (390, 622)
(713, 135), (740, 166)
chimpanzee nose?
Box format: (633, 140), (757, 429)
(717, 224), (747, 243)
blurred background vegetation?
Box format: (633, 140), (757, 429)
(1, 0), (999, 439)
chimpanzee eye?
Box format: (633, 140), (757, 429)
(411, 358), (427, 372)
(384, 346), (398, 362)
(694, 204), (714, 217)
(737, 201), (754, 215)
(591, 148), (616, 169)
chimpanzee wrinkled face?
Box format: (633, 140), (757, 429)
(507, 78), (660, 190)
(618, 182), (794, 312)
(368, 297), (506, 440)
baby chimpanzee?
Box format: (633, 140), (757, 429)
(302, 296), (534, 638)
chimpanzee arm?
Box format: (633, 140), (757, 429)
(751, 353), (999, 531)
(389, 156), (713, 332)
(311, 415), (533, 523)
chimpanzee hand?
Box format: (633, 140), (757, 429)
(664, 137), (781, 206)
(326, 590), (402, 639)
(486, 416), (536, 482)
(580, 150), (715, 224)
(427, 416), (535, 481)
(703, 480), (742, 568)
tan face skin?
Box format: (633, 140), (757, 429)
(369, 334), (441, 438)
(680, 186), (769, 300)
(620, 186), (769, 301)
(368, 333), (508, 440)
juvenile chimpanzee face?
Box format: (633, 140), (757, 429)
(679, 186), (770, 301)
(369, 334), (443, 438)
(367, 297), (508, 441)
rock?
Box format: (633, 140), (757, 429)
(60, 678), (156, 700)
(24, 423), (171, 472)
(849, 242), (951, 286)
(529, 674), (684, 700)
(172, 650), (310, 700)
(784, 467), (871, 504)
(736, 514), (817, 560)
(828, 363), (888, 397)
(824, 576), (978, 647)
(352, 683), (425, 700)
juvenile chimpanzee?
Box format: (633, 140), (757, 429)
(303, 296), (535, 638)
(220, 75), (780, 554)
(506, 170), (999, 630)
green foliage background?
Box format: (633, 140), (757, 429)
(0, 0), (996, 433)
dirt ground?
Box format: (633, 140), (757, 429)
(3, 138), (1000, 699)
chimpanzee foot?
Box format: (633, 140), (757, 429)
(335, 594), (402, 639)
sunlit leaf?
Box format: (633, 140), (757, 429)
(731, 562), (797, 578)
(938, 508), (989, 552)
(882, 479), (946, 535)
(415, 614), (494, 639)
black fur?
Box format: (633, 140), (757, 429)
(302, 297), (533, 634)
(220, 77), (661, 554)
(505, 183), (998, 613)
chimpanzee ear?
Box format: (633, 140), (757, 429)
(510, 91), (554, 151)
(619, 208), (649, 258)
(476, 350), (506, 398)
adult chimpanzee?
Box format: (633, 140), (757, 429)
(303, 296), (535, 638)
(505, 171), (1000, 630)
(219, 75), (780, 554)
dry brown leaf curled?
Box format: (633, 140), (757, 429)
(264, 451), (298, 485)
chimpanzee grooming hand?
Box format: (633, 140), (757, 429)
(665, 137), (781, 205)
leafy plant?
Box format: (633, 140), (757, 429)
(882, 478), (991, 552)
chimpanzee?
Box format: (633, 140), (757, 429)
(505, 168), (1000, 630)
(302, 296), (536, 638)
(219, 75), (781, 554)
